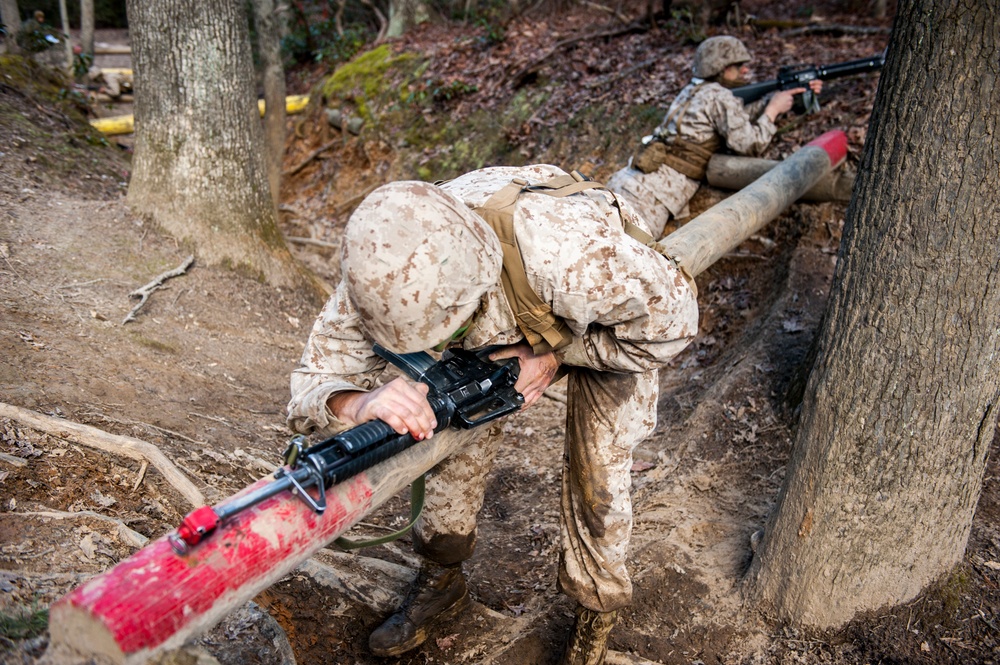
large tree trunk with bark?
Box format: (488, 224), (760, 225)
(1, 0), (22, 54)
(251, 0), (286, 210)
(124, 0), (308, 290)
(745, 0), (1000, 629)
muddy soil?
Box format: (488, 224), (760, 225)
(3, 4), (1000, 665)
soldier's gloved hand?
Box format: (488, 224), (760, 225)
(489, 342), (560, 408)
(327, 378), (438, 440)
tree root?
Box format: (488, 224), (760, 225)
(19, 507), (150, 549)
(0, 402), (206, 508)
(298, 550), (417, 613)
(606, 652), (666, 665)
(285, 236), (339, 249)
(284, 138), (339, 177)
(122, 255), (195, 325)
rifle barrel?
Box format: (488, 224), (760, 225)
(818, 55), (885, 80)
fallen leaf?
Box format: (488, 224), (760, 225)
(436, 633), (460, 649)
(79, 533), (97, 559)
(692, 475), (713, 491)
(91, 489), (117, 507)
(782, 318), (808, 333)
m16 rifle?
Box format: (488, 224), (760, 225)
(169, 344), (523, 554)
(732, 53), (885, 113)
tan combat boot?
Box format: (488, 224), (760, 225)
(559, 605), (618, 665)
(368, 561), (470, 657)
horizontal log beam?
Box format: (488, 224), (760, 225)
(89, 95), (310, 136)
(660, 130), (848, 279)
(706, 153), (855, 203)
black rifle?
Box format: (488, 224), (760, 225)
(732, 53), (885, 113)
(169, 344), (523, 553)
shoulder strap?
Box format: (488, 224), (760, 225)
(661, 80), (704, 137)
(474, 177), (575, 354)
(474, 172), (694, 354)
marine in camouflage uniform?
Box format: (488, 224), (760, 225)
(607, 36), (817, 239)
(287, 164), (698, 664)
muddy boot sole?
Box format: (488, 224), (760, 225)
(369, 590), (471, 657)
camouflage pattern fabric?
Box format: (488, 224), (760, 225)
(692, 35), (752, 78)
(342, 180), (503, 354)
(287, 164), (698, 610)
(606, 82), (776, 239)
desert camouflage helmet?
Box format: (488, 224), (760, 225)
(341, 181), (502, 353)
(692, 36), (752, 79)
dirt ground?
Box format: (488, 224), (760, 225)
(3, 4), (1000, 665)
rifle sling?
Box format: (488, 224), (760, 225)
(334, 474), (425, 550)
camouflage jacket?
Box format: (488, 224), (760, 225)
(607, 81), (775, 236)
(287, 164), (699, 435)
(654, 80), (775, 154)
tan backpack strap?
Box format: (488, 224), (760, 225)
(475, 172), (696, 351)
(475, 180), (574, 354)
(523, 172), (607, 199)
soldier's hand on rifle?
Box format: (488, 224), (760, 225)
(765, 88), (807, 121)
(327, 378), (438, 440)
(489, 341), (560, 408)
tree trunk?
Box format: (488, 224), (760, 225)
(746, 0), (1000, 629)
(251, 0), (286, 210)
(57, 0), (72, 70)
(386, 0), (430, 38)
(124, 0), (309, 290)
(1, 0), (21, 54)
(80, 0), (94, 58)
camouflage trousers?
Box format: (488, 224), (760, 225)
(413, 367), (659, 613)
(605, 164), (699, 239)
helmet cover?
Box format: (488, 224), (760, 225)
(341, 181), (502, 353)
(692, 36), (752, 79)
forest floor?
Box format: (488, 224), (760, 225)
(3, 2), (1000, 665)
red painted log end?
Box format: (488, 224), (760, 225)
(48, 600), (127, 665)
(806, 130), (849, 168)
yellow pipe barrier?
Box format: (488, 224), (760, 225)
(89, 94), (311, 136)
